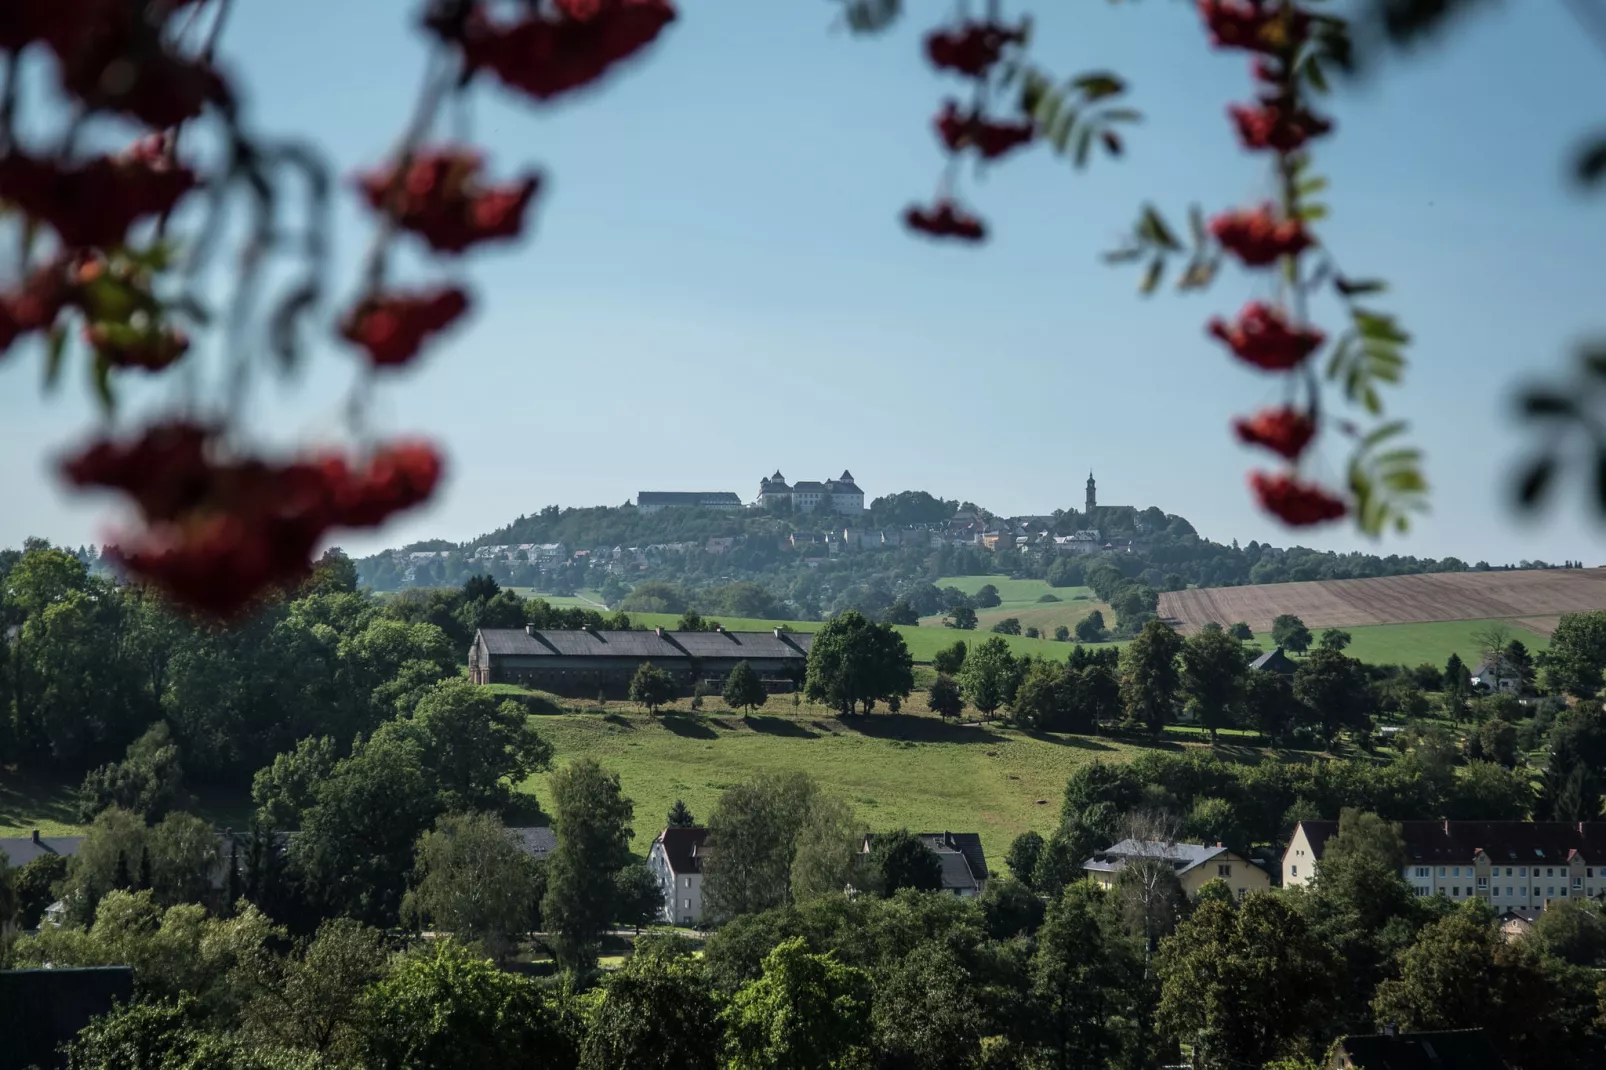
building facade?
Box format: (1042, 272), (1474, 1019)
(1283, 820), (1606, 910)
(468, 625), (813, 697)
(648, 826), (709, 926)
(1083, 840), (1272, 900)
(635, 491), (744, 514)
(757, 470), (864, 515)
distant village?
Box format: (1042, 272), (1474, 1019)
(380, 470), (1157, 584)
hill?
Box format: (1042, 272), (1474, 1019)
(1159, 568), (1606, 635)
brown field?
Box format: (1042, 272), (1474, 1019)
(1159, 569), (1606, 634)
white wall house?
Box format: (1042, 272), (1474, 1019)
(648, 827), (709, 926)
(1284, 820), (1606, 911)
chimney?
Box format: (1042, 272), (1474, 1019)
(656, 626), (665, 637)
(774, 627), (783, 639)
(1444, 819), (1450, 835)
(525, 623), (536, 637)
(32, 829), (41, 845)
(1216, 841), (1224, 848)
(715, 623), (724, 633)
(1382, 1022), (1397, 1038)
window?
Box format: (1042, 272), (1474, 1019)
(1590, 868), (1597, 878)
(1548, 887), (1555, 897)
(1547, 868), (1556, 877)
(1438, 867), (1446, 877)
(1218, 864), (1232, 878)
(1520, 867), (1527, 877)
(1452, 866), (1461, 877)
(1237, 887), (1248, 900)
(1416, 867), (1429, 878)
(1575, 876), (1584, 889)
(683, 898), (690, 909)
(1291, 865), (1298, 877)
(1505, 868), (1513, 876)
(1477, 876), (1488, 888)
(1508, 887), (1514, 898)
(684, 877), (691, 888)
(1561, 887), (1569, 897)
(1491, 887), (1499, 898)
(1535, 887), (1542, 897)
(1452, 887), (1460, 897)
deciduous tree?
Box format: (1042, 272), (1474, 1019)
(1120, 620), (1184, 735)
(628, 663), (675, 716)
(722, 660), (768, 717)
(1271, 615), (1313, 655)
(542, 757), (635, 969)
(723, 937), (873, 1070)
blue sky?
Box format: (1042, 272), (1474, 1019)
(1, 0), (1601, 563)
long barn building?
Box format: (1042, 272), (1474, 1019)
(469, 625), (813, 698)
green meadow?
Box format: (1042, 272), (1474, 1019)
(1232, 618), (1551, 669)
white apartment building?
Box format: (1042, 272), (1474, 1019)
(1284, 820), (1606, 909)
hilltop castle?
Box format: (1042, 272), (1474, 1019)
(758, 470), (865, 515)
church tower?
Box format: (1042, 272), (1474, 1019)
(1085, 471), (1096, 514)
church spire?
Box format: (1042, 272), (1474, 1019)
(1085, 471), (1096, 514)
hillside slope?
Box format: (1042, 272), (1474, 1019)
(1159, 568), (1606, 634)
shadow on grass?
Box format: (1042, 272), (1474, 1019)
(840, 713), (1008, 745)
(660, 715), (718, 740)
(502, 794), (550, 826)
(1022, 732), (1117, 751)
(602, 713), (636, 730)
(0, 767), (82, 834)
(743, 716), (820, 739)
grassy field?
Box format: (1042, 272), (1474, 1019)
(511, 589), (610, 609)
(921, 575), (1117, 642)
(521, 707), (1158, 862)
(1230, 618), (1551, 669)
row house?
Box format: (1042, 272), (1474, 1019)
(1284, 820), (1606, 910)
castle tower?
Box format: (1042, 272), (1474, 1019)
(1085, 471), (1096, 514)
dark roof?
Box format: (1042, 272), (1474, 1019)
(0, 835), (84, 868)
(1335, 1029), (1507, 1070)
(862, 832), (989, 891)
(792, 481), (827, 492)
(1297, 820), (1606, 864)
(656, 827), (710, 875)
(636, 491), (743, 506)
(508, 827), (557, 858)
(1083, 839), (1228, 876)
(1248, 647), (1298, 675)
(477, 628), (813, 660)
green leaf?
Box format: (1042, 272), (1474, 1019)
(1334, 276), (1387, 297)
(1073, 124), (1094, 168)
(1049, 108), (1077, 152)
(1360, 420), (1408, 450)
(1382, 468), (1427, 493)
(1098, 107), (1143, 124)
(1361, 386), (1383, 415)
(1189, 204), (1206, 246)
(1371, 448), (1423, 469)
(1072, 72), (1126, 101)
(1102, 246), (1144, 264)
(1297, 175), (1329, 198)
(1300, 202), (1330, 222)
(1139, 257), (1164, 295)
(91, 355), (116, 417)
(43, 324), (68, 391)
(1517, 456), (1556, 507)
(1302, 55), (1330, 94)
(1140, 205), (1182, 252)
(1353, 311), (1410, 345)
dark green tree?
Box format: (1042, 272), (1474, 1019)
(542, 757), (635, 969)
(628, 662), (675, 716)
(1075, 610), (1106, 643)
(1270, 614), (1312, 655)
(581, 950), (720, 1070)
(1292, 648), (1372, 747)
(1157, 894), (1341, 1069)
(927, 673), (965, 721)
(1317, 628), (1352, 652)
(702, 771), (822, 919)
(1180, 626), (1247, 741)
(722, 661), (768, 717)
(973, 584), (1002, 609)
(1120, 620), (1184, 735)
(403, 812), (540, 962)
(959, 636), (1019, 718)
(944, 605), (978, 631)
(667, 799), (696, 828)
(393, 679), (553, 811)
(1540, 611), (1606, 696)
(1006, 830), (1046, 884)
(722, 937), (873, 1070)
(870, 940), (985, 1070)
(77, 721), (189, 823)
(1029, 881), (1143, 1069)
(932, 640), (968, 675)
(867, 829), (942, 896)
(363, 939), (563, 1070)
(1227, 622), (1254, 641)
(802, 611), (913, 716)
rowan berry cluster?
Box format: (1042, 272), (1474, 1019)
(355, 149), (542, 256)
(60, 424), (444, 616)
(1207, 302), (1326, 372)
(340, 288), (472, 369)
(1232, 406), (1316, 461)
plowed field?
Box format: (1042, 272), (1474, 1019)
(1159, 569), (1606, 634)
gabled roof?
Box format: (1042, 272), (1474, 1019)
(1083, 839), (1229, 876)
(1249, 646), (1298, 676)
(1335, 1029), (1507, 1070)
(655, 827), (710, 875)
(1294, 820), (1606, 865)
(0, 835), (84, 868)
(477, 628), (813, 660)
(508, 827), (557, 858)
(860, 831), (989, 892)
